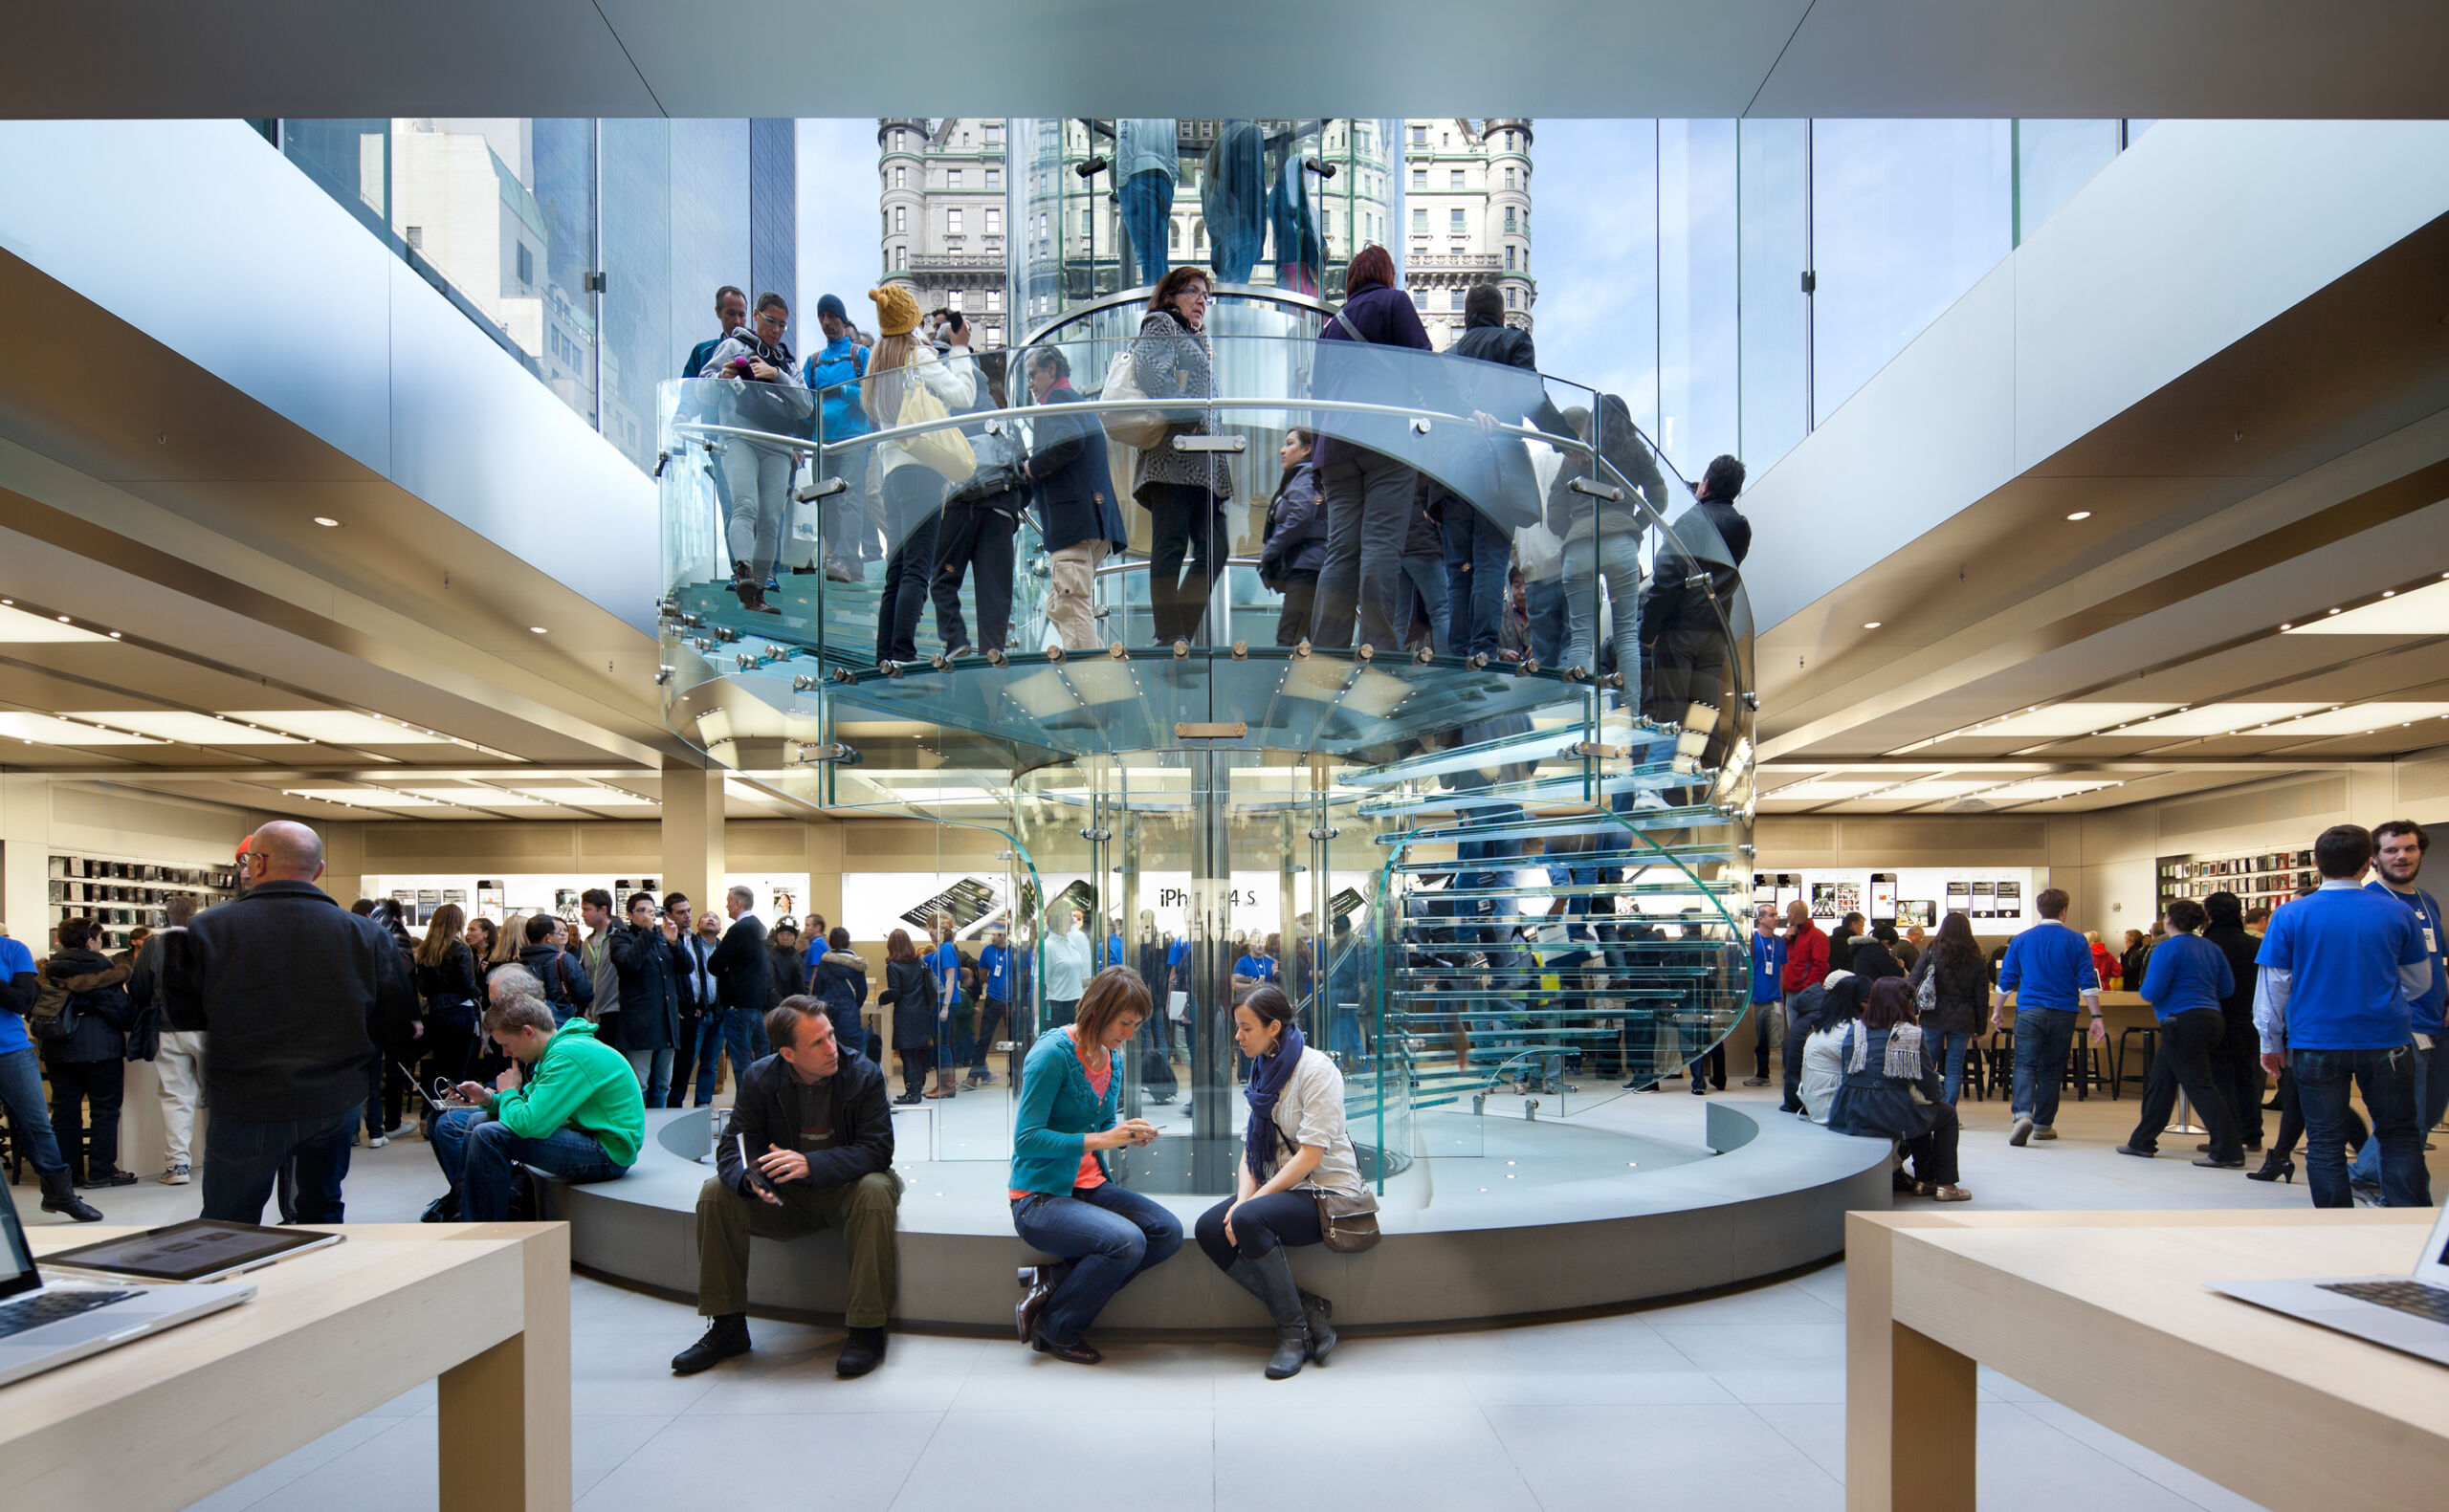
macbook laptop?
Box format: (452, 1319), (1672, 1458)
(0, 1179), (255, 1390)
(2210, 1201), (2449, 1366)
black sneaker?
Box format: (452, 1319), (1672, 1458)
(672, 1313), (752, 1375)
(79, 1169), (139, 1189)
(836, 1326), (887, 1378)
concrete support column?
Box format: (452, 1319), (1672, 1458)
(0, 775), (49, 945)
(661, 757), (724, 917)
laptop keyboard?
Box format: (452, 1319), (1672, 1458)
(0, 1287), (143, 1340)
(2320, 1280), (2449, 1324)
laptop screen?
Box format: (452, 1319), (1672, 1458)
(2418, 1200), (2449, 1286)
(0, 1179), (40, 1300)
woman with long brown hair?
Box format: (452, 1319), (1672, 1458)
(1008, 966), (1178, 1364)
(1907, 910), (1989, 1104)
(417, 902), (484, 1113)
(1828, 976), (1970, 1201)
(1131, 265), (1231, 646)
(1307, 243), (1436, 650)
(864, 285), (977, 665)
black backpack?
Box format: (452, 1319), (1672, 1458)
(28, 973), (77, 1042)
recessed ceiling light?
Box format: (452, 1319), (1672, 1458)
(55, 615), (69, 624)
(2065, 511), (2091, 521)
(2327, 607), (2341, 615)
(529, 625), (548, 635)
(312, 516), (341, 528)
(2383, 590), (2397, 598)
(2280, 623), (2292, 630)
(1862, 621), (1881, 629)
(108, 631), (121, 639)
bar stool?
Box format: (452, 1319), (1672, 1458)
(1982, 1028), (2015, 1102)
(2063, 1037), (2104, 1101)
(2114, 1025), (2157, 1102)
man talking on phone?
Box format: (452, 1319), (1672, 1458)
(675, 995), (901, 1379)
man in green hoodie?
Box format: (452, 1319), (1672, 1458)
(430, 995), (645, 1222)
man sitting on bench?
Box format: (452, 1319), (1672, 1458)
(429, 993), (644, 1221)
(673, 995), (901, 1379)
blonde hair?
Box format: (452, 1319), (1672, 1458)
(490, 911), (529, 967)
(861, 333), (920, 426)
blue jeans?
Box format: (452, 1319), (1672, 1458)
(1527, 576), (1567, 667)
(1940, 1031), (1975, 1106)
(2296, 1045), (2428, 1209)
(624, 1047), (674, 1108)
(1011, 1182), (1184, 1348)
(0, 1045), (68, 1181)
(2349, 1038), (2446, 1189)
(718, 1008), (770, 1085)
(1561, 530), (1644, 688)
(1119, 170), (1174, 288)
(1443, 502), (1514, 659)
(201, 1107), (357, 1224)
(430, 1107), (629, 1222)
(2011, 1008), (2080, 1126)
(1399, 553), (1450, 655)
(685, 1012), (725, 1106)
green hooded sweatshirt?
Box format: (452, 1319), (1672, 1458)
(485, 1018), (644, 1167)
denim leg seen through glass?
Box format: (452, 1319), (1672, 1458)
(1441, 502), (1514, 659)
(1118, 171), (1173, 288)
(1526, 576), (1567, 666)
(1560, 531), (1644, 682)
(1012, 1183), (1185, 1347)
(1400, 553), (1449, 654)
(0, 1045), (68, 1179)
(2011, 1008), (2078, 1124)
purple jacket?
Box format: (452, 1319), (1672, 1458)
(1312, 279), (1436, 470)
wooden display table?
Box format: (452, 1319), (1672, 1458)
(1846, 1209), (2449, 1510)
(4, 1222), (571, 1512)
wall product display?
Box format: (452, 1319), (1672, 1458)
(363, 873), (798, 928)
(1755, 867), (2043, 930)
(2157, 850), (2317, 916)
(48, 852), (240, 951)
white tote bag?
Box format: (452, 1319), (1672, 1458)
(1099, 347), (1172, 451)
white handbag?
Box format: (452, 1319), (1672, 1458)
(1099, 347), (1172, 451)
(1167, 989), (1191, 1022)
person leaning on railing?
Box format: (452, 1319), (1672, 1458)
(1551, 392), (1666, 690)
(1194, 984), (1370, 1379)
(1132, 267), (1231, 646)
(1022, 344), (1128, 650)
(864, 284), (977, 665)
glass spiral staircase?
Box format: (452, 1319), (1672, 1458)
(653, 291), (1754, 1192)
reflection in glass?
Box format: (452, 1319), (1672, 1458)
(1736, 119), (1808, 473)
(2013, 119), (2120, 245)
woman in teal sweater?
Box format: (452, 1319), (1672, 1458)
(1009, 966), (1180, 1364)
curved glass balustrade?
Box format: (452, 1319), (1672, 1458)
(654, 321), (1753, 1193)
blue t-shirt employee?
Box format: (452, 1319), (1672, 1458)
(1990, 887), (2102, 1147)
(2255, 822), (2434, 1209)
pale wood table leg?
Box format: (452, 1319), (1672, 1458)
(1848, 1212), (1973, 1511)
(438, 1225), (572, 1511)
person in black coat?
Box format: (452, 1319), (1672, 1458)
(1260, 427), (1327, 646)
(1640, 451), (1753, 726)
(707, 887), (774, 1093)
(1023, 345), (1128, 649)
(517, 913), (593, 1021)
(1849, 932), (1906, 982)
(1309, 244), (1442, 651)
(607, 890), (688, 1107)
(2200, 890), (2267, 1154)
(412, 903), (485, 1109)
(38, 919), (137, 1188)
(1441, 287), (1575, 660)
(766, 923), (808, 1013)
(165, 821), (416, 1225)
(807, 927), (871, 1065)
(875, 928), (940, 1104)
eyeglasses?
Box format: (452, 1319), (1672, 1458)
(755, 312), (786, 328)
(1180, 288), (1210, 302)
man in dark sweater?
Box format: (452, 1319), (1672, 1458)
(674, 997), (900, 1380)
(166, 821), (416, 1223)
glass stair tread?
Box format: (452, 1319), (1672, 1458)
(1384, 843), (1730, 874)
(1355, 770), (1698, 814)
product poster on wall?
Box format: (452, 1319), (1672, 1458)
(1759, 868), (2045, 932)
(1810, 883), (1840, 919)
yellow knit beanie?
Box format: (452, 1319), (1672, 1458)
(868, 284), (921, 337)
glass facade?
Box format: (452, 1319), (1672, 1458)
(274, 117), (795, 473)
(1538, 117), (2150, 480)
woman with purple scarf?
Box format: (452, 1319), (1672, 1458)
(1192, 985), (1369, 1378)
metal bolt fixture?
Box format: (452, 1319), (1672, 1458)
(1047, 645), (1066, 663)
(1524, 1100), (1540, 1121)
(1467, 652), (1489, 669)
(985, 647), (1007, 667)
(1108, 643), (1127, 659)
(1292, 639), (1313, 659)
(880, 659), (904, 678)
(1232, 640), (1249, 659)
(832, 667), (857, 684)
(1357, 644), (1376, 662)
(1171, 639), (1190, 659)
(653, 667), (675, 687)
(1413, 645), (1433, 665)
(791, 673), (818, 692)
(1521, 658), (1541, 676)
(1563, 667), (1587, 684)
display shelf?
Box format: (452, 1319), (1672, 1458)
(47, 850), (240, 950)
(2155, 848), (2316, 916)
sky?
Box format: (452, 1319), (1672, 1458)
(796, 118), (882, 339)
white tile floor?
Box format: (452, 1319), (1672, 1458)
(17, 1080), (2430, 1512)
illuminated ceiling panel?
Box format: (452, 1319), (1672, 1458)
(2283, 579), (2449, 636)
(1939, 703), (2174, 740)
(88, 712), (305, 745)
(231, 711), (457, 745)
(2116, 703), (2327, 737)
(0, 712), (165, 745)
(0, 604), (114, 644)
(2251, 702), (2449, 736)
(281, 787), (453, 809)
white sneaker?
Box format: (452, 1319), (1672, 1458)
(368, 1134), (388, 1149)
(2009, 1114), (2034, 1147)
(160, 1163), (190, 1185)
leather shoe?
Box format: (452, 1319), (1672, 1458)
(1031, 1333), (1102, 1365)
(1016, 1264), (1056, 1343)
(836, 1326), (887, 1378)
(671, 1313), (751, 1375)
(2115, 1144), (2156, 1158)
(2192, 1155), (2246, 1170)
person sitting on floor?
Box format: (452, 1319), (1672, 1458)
(673, 995), (900, 1380)
(427, 994), (643, 1223)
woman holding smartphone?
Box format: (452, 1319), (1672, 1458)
(1009, 966), (1180, 1364)
(1194, 985), (1368, 1378)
